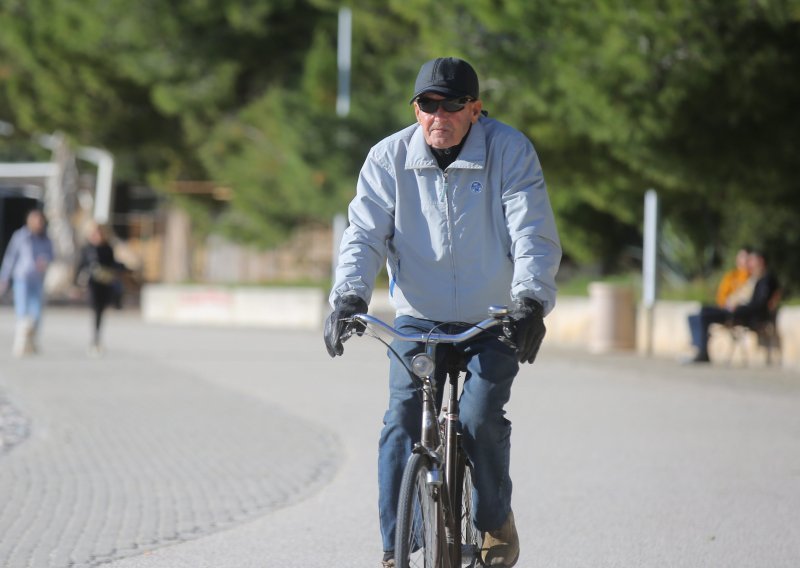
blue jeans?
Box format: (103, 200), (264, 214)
(688, 305), (732, 356)
(13, 278), (45, 330)
(378, 316), (519, 552)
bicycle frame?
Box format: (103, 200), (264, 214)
(412, 345), (466, 565)
(443, 366), (465, 565)
(351, 308), (511, 567)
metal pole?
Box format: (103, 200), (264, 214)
(77, 146), (115, 224)
(642, 189), (659, 356)
(336, 7), (352, 118)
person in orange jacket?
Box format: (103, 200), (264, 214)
(714, 247), (753, 309)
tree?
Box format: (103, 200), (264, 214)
(0, 0), (326, 181)
(2, 0), (798, 292)
(381, 0), (800, 289)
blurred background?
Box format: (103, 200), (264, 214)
(0, 0), (798, 303)
(1, 6), (799, 566)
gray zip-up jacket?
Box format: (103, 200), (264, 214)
(330, 115), (561, 323)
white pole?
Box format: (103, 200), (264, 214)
(642, 189), (659, 355)
(336, 7), (352, 118)
(76, 146), (114, 224)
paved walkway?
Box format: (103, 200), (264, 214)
(0, 309), (340, 567)
(0, 390), (29, 455)
(1, 307), (799, 567)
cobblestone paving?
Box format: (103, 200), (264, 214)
(0, 313), (341, 568)
(0, 391), (30, 455)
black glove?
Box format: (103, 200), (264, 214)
(509, 297), (546, 364)
(324, 295), (369, 357)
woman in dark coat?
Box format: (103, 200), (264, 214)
(76, 223), (124, 355)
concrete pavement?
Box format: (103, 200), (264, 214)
(0, 309), (340, 567)
(1, 308), (799, 567)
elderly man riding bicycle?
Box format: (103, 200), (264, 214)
(325, 56), (561, 568)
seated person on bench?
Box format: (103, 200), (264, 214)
(687, 249), (779, 364)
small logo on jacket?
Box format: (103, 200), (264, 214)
(470, 181), (483, 194)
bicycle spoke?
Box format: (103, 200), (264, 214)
(460, 463), (480, 566)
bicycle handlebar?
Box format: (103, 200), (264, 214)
(350, 313), (505, 344)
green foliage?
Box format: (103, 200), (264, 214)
(0, 0), (325, 179)
(0, 0), (798, 294)
(199, 88), (344, 246)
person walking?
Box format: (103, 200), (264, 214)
(325, 57), (561, 567)
(75, 223), (124, 356)
(0, 208), (54, 357)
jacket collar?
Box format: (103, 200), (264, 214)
(405, 117), (486, 171)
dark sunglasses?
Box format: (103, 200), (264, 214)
(415, 96), (474, 114)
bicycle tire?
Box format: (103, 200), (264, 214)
(456, 457), (481, 567)
(395, 452), (446, 568)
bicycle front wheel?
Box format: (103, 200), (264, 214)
(456, 457), (481, 567)
(395, 452), (446, 568)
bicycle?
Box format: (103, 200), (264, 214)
(346, 306), (513, 568)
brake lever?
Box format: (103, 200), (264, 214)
(340, 316), (366, 343)
(498, 316), (518, 351)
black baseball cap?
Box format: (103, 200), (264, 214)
(410, 57), (480, 103)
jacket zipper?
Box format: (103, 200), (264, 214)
(441, 170), (460, 317)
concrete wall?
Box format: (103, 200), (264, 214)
(141, 285), (327, 331)
(141, 284), (799, 370)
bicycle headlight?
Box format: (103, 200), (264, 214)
(411, 353), (435, 378)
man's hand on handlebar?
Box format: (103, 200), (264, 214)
(507, 297), (546, 364)
(324, 295), (369, 357)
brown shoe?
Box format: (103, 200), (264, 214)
(381, 559), (395, 567)
(481, 510), (520, 567)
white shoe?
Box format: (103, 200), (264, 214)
(12, 333), (25, 358)
(24, 323), (37, 354)
(12, 319), (33, 357)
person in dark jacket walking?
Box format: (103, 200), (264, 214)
(75, 223), (124, 356)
